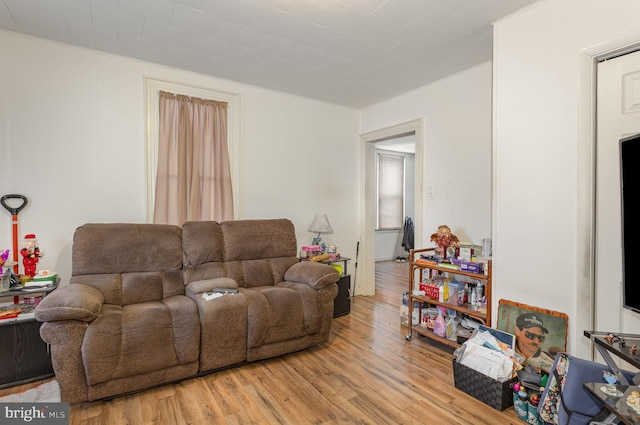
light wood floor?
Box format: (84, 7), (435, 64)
(1, 261), (521, 424)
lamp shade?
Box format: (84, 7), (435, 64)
(308, 214), (334, 234)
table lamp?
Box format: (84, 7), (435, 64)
(308, 214), (333, 248)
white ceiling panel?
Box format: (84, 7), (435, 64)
(67, 21), (118, 51)
(89, 2), (144, 34)
(0, 0), (540, 108)
(250, 7), (300, 37)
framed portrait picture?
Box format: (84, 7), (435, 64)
(496, 299), (568, 373)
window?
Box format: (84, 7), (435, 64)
(145, 78), (240, 223)
(377, 153), (405, 229)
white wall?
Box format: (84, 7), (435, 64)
(0, 30), (360, 284)
(362, 63), (493, 253)
(493, 0), (640, 358)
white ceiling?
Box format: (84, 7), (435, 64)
(376, 134), (415, 153)
(0, 0), (539, 108)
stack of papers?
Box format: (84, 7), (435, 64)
(202, 292), (224, 301)
(23, 282), (53, 288)
(202, 288), (239, 301)
(456, 330), (519, 381)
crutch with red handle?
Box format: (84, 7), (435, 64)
(1, 194), (28, 275)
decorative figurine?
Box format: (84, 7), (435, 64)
(430, 225), (460, 257)
(20, 233), (42, 277)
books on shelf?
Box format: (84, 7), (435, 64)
(0, 303), (35, 320)
(414, 258), (437, 266)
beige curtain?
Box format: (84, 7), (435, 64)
(154, 91), (234, 225)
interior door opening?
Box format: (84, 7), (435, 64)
(359, 119), (424, 296)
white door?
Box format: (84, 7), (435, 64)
(596, 49), (640, 338)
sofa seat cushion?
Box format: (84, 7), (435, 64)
(82, 296), (200, 385)
(244, 282), (322, 348)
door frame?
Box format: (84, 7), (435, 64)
(358, 119), (424, 296)
(577, 33), (640, 358)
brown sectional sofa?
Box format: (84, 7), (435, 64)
(34, 219), (339, 403)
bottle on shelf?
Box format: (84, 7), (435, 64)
(433, 307), (446, 338)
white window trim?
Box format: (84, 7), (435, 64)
(144, 77), (241, 222)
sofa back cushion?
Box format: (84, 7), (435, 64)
(182, 221), (226, 284)
(70, 223), (184, 305)
(181, 219), (300, 288)
(221, 219), (298, 288)
(220, 219), (297, 260)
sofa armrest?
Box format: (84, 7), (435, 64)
(284, 261), (339, 289)
(186, 277), (238, 298)
(34, 283), (104, 323)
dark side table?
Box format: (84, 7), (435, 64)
(584, 330), (640, 385)
(0, 279), (58, 388)
(583, 330), (640, 424)
(583, 383), (640, 425)
(325, 257), (351, 317)
(301, 257), (351, 317)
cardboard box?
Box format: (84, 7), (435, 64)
(419, 282), (440, 298)
(400, 305), (409, 327)
(0, 269), (9, 293)
(400, 305), (422, 328)
(460, 261), (483, 274)
(452, 359), (516, 411)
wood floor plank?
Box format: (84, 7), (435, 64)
(1, 261), (522, 424)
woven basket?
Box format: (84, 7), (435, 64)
(452, 359), (516, 411)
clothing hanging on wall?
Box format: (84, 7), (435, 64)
(401, 216), (414, 252)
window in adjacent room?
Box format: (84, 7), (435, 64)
(377, 153), (405, 230)
(145, 78), (240, 224)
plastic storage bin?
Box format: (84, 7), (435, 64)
(447, 281), (465, 305)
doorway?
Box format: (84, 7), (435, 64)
(595, 48), (640, 339)
(358, 119), (424, 296)
(574, 34), (640, 360)
(375, 135), (416, 262)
